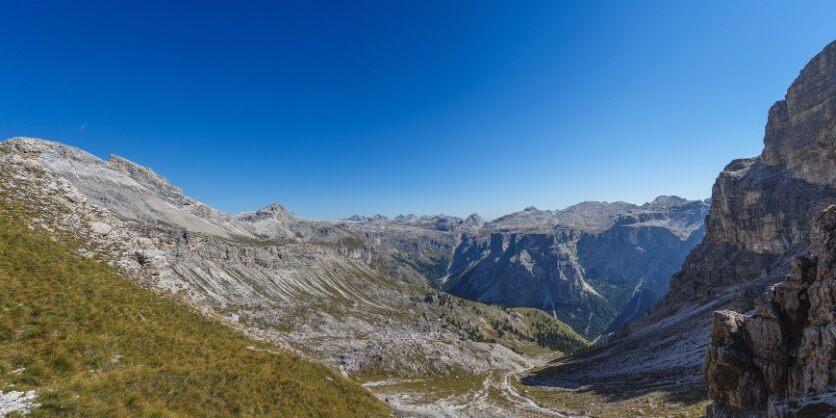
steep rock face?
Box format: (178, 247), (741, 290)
(615, 39), (836, 418)
(338, 213), (477, 287)
(554, 200), (644, 233)
(661, 40), (836, 313)
(447, 229), (589, 309)
(445, 197), (708, 338)
(343, 199), (707, 339)
(4, 137), (360, 245)
(662, 158), (836, 311)
(532, 39), (836, 418)
(704, 206), (836, 417)
(3, 138), (588, 417)
(762, 42), (836, 186)
(578, 197), (708, 297)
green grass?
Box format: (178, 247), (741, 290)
(454, 301), (591, 356)
(551, 277), (639, 340)
(510, 373), (708, 418)
(391, 253), (451, 290)
(0, 201), (390, 417)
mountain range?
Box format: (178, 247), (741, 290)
(4, 37), (836, 418)
(0, 134), (706, 416)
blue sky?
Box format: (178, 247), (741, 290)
(2, 1), (835, 220)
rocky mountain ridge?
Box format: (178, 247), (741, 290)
(1, 136), (590, 417)
(444, 197), (709, 338)
(696, 39), (836, 417)
(524, 38), (836, 418)
(661, 40), (836, 314)
(336, 197), (709, 340)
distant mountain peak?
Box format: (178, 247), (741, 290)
(464, 213), (482, 227)
(644, 195), (688, 208)
(255, 203), (286, 213)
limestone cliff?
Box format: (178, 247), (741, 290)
(445, 198), (708, 338)
(680, 40), (836, 417)
(338, 213), (476, 288)
(521, 40), (836, 414)
(339, 198), (708, 340)
(704, 206), (836, 417)
(661, 39), (836, 313)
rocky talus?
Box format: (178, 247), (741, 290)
(704, 206), (836, 417)
(0, 137), (590, 418)
(340, 198), (708, 340)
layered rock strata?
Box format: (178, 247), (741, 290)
(1, 137), (591, 417)
(684, 40), (836, 417)
(523, 40), (836, 414)
(337, 213), (479, 287)
(704, 206), (836, 417)
(342, 198), (708, 339)
(446, 198), (708, 338)
(661, 39), (836, 312)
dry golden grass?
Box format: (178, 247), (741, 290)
(0, 201), (390, 417)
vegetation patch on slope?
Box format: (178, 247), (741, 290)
(0, 201), (389, 417)
(553, 277), (639, 340)
(456, 302), (590, 357)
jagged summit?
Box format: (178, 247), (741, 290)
(643, 195), (690, 209)
(761, 39), (836, 186)
(662, 39), (836, 312)
(343, 214), (390, 223)
(484, 206), (559, 231)
(233, 203), (300, 223)
(2, 137), (359, 244)
(485, 200), (685, 233)
(464, 213), (482, 227)
(552, 200), (639, 232)
(530, 39), (836, 418)
(108, 154), (185, 206)
(445, 196), (709, 338)
(681, 39), (836, 418)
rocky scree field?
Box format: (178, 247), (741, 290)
(340, 198), (709, 342)
(0, 138), (590, 417)
(0, 145), (390, 418)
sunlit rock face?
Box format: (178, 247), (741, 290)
(444, 198), (708, 338)
(337, 197), (708, 340)
(704, 206), (836, 418)
(679, 39), (836, 417)
(660, 39), (836, 313)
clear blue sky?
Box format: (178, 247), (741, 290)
(2, 1), (835, 220)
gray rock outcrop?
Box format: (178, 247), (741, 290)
(337, 197), (708, 339)
(445, 197), (708, 338)
(523, 40), (836, 414)
(704, 206), (836, 417)
(650, 39), (836, 417)
(660, 39), (836, 312)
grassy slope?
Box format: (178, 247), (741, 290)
(453, 302), (590, 357)
(0, 202), (389, 417)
